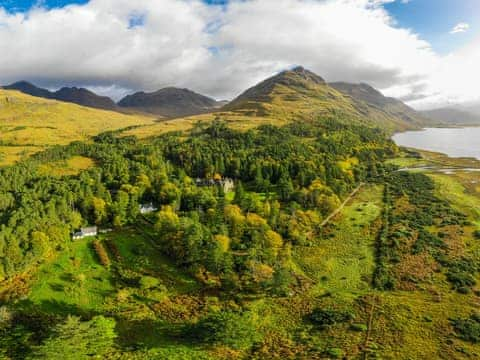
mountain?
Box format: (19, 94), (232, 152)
(421, 107), (480, 125)
(224, 66), (431, 132)
(118, 87), (221, 118)
(2, 81), (116, 111)
(4, 81), (54, 99)
(329, 82), (430, 127)
(53, 87), (117, 110)
(461, 102), (480, 117)
(227, 66), (326, 106)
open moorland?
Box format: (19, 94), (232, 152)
(0, 89), (155, 165)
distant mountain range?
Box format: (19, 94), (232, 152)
(5, 68), (479, 129)
(54, 87), (117, 110)
(420, 107), (480, 126)
(117, 87), (223, 118)
(2, 81), (223, 118)
(3, 81), (117, 110)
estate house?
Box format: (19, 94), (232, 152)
(72, 226), (98, 240)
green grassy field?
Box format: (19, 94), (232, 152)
(294, 185), (383, 298)
(24, 228), (200, 306)
(26, 237), (115, 314)
(9, 226), (220, 358)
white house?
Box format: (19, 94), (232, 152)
(72, 226), (98, 240)
(195, 177), (235, 193)
(139, 203), (158, 214)
(222, 178), (235, 193)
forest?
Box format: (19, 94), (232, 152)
(0, 119), (394, 285)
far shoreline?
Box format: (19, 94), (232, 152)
(391, 126), (480, 164)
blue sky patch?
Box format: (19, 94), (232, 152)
(385, 0), (479, 54)
(128, 12), (146, 29)
(0, 0), (88, 12)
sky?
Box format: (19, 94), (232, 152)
(0, 0), (478, 109)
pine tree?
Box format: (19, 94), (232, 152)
(233, 181), (245, 205)
(278, 173), (294, 201)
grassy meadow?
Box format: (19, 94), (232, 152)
(37, 156), (95, 177)
(0, 145), (44, 166)
(122, 111), (291, 139)
(0, 89), (155, 147)
(294, 184), (383, 298)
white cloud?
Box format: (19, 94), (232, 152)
(450, 22), (470, 34)
(0, 0), (478, 108)
(0, 0), (217, 96)
(407, 36), (480, 109)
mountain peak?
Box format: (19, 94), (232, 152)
(8, 80), (35, 87)
(4, 80), (54, 99)
(286, 66), (325, 84)
(226, 66), (326, 110)
(53, 87), (117, 110)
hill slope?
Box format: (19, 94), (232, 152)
(3, 81), (117, 110)
(329, 82), (431, 127)
(118, 87), (221, 118)
(0, 89), (154, 147)
(224, 66), (430, 132)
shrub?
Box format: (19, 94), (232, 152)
(139, 276), (160, 290)
(105, 240), (121, 261)
(309, 308), (354, 327)
(0, 306), (13, 328)
(31, 316), (117, 358)
(413, 230), (444, 254)
(446, 259), (478, 291)
(350, 323), (368, 332)
(325, 348), (344, 358)
(92, 240), (110, 267)
(189, 310), (261, 350)
(452, 314), (480, 343)
(473, 230), (480, 240)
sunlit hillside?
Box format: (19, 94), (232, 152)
(0, 89), (156, 147)
(121, 111), (292, 138)
(124, 67), (429, 140)
(225, 67), (427, 132)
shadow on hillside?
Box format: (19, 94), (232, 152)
(115, 317), (190, 350)
(15, 298), (96, 318)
